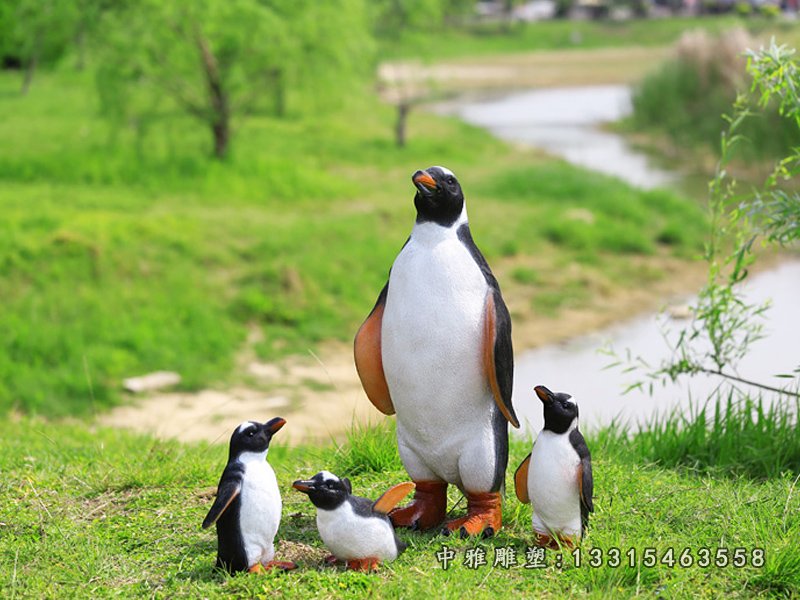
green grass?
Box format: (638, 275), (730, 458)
(0, 67), (709, 417)
(618, 393), (800, 479)
(0, 417), (797, 598)
(378, 16), (794, 61)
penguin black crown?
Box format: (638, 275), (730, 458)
(412, 166), (465, 227)
(202, 417), (295, 574)
(293, 471), (414, 571)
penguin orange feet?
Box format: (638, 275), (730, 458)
(442, 491), (502, 538)
(533, 532), (577, 550)
(248, 561), (297, 573)
(323, 554), (340, 566)
(265, 560), (298, 571)
(346, 557), (380, 572)
(389, 480), (447, 531)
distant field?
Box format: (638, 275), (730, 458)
(0, 66), (707, 417)
(0, 39), (709, 417)
(378, 15), (798, 61)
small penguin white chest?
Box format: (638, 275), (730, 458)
(238, 452), (281, 566)
(527, 425), (582, 537)
(381, 219), (494, 482)
(316, 502), (398, 561)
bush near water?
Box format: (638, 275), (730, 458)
(632, 28), (800, 158)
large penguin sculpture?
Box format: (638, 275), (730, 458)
(293, 471), (414, 571)
(202, 418), (295, 573)
(354, 166), (519, 538)
(514, 386), (594, 548)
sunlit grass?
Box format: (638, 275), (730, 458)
(620, 393), (800, 479)
(0, 417), (796, 597)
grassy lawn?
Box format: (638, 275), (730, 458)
(0, 67), (708, 417)
(1, 418), (797, 598)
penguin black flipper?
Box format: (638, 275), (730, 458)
(514, 453), (532, 504)
(483, 290), (519, 428)
(569, 428), (594, 533)
(456, 225), (519, 429)
(354, 282), (394, 416)
(372, 482), (415, 515)
(202, 465), (243, 529)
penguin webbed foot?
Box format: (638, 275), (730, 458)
(534, 531), (578, 550)
(323, 554), (340, 567)
(247, 560), (298, 574)
(442, 491), (502, 538)
(388, 480), (447, 531)
(346, 557), (380, 572)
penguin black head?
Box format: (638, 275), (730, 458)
(535, 385), (578, 435)
(228, 417), (286, 461)
(292, 470), (353, 511)
(411, 166), (464, 227)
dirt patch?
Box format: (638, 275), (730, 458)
(379, 46), (670, 96)
(97, 252), (713, 446)
(97, 339), (382, 447)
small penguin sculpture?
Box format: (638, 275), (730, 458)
(293, 471), (414, 571)
(202, 418), (295, 573)
(515, 386), (593, 548)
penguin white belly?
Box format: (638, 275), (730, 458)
(239, 460), (281, 566)
(316, 504), (398, 561)
(528, 431), (582, 537)
(382, 229), (495, 488)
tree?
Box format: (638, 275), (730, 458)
(613, 40), (800, 400)
(5, 0), (78, 94)
(96, 0), (373, 159)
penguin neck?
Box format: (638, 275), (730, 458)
(411, 205), (469, 246)
(236, 449), (269, 466)
(543, 416), (578, 436)
(312, 494), (348, 512)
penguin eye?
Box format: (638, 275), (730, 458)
(446, 176), (455, 185)
(247, 430), (255, 437)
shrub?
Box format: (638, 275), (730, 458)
(631, 28), (800, 159)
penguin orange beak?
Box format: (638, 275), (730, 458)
(292, 480), (313, 493)
(534, 385), (554, 403)
(266, 417), (286, 435)
(413, 170), (437, 195)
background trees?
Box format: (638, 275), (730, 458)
(94, 0), (373, 159)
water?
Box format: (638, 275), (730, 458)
(434, 85), (799, 436)
(512, 260), (800, 436)
(434, 85), (675, 190)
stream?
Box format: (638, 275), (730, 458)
(434, 85), (799, 436)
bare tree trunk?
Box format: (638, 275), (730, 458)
(194, 30), (230, 159)
(21, 54), (37, 95)
(395, 101), (410, 148)
(75, 24), (86, 71)
(270, 67), (285, 117)
(21, 25), (42, 95)
(212, 120), (229, 159)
